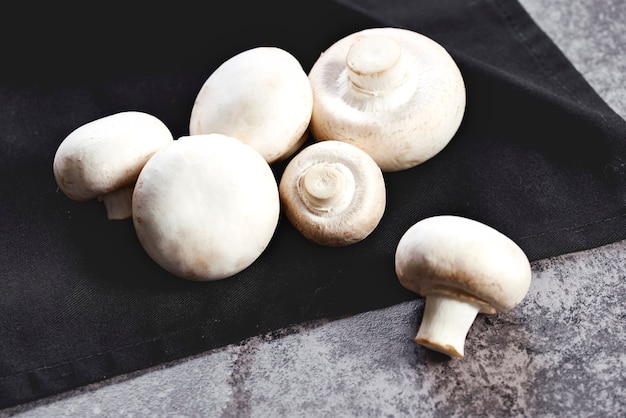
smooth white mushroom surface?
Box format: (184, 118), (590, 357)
(53, 111), (174, 220)
(394, 215), (532, 358)
(279, 140), (386, 246)
(308, 27), (466, 172)
(189, 46), (313, 164)
(132, 134), (280, 281)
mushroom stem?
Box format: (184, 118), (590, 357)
(346, 36), (407, 95)
(297, 163), (354, 213)
(414, 293), (482, 358)
(99, 186), (134, 220)
(341, 35), (416, 113)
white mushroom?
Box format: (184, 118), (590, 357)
(132, 134), (280, 281)
(279, 140), (386, 246)
(308, 27), (466, 172)
(189, 46), (313, 164)
(53, 111), (174, 220)
(394, 215), (532, 358)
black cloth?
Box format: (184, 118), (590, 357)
(1, 0), (625, 408)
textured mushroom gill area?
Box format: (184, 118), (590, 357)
(284, 170), (375, 246)
(279, 140), (386, 246)
(296, 162), (355, 214)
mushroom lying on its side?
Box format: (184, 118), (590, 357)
(394, 215), (532, 358)
(308, 27), (466, 172)
(53, 111), (174, 220)
(132, 134), (280, 281)
(189, 46), (313, 164)
(279, 140), (386, 246)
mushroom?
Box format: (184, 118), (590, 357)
(308, 27), (466, 172)
(279, 140), (386, 246)
(132, 134), (280, 281)
(189, 46), (313, 164)
(53, 111), (174, 220)
(394, 215), (532, 358)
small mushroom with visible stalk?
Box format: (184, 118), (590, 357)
(53, 111), (174, 220)
(308, 27), (466, 172)
(279, 140), (386, 246)
(189, 46), (313, 164)
(132, 134), (280, 281)
(394, 215), (532, 358)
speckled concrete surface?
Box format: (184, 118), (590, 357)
(3, 0), (626, 416)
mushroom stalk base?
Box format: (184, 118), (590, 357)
(99, 187), (134, 220)
(414, 293), (481, 358)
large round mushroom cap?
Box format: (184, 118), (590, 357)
(53, 111), (174, 201)
(189, 46), (313, 164)
(279, 140), (386, 246)
(395, 215), (532, 313)
(132, 134), (280, 281)
(308, 27), (466, 172)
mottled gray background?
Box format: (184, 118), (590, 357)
(3, 0), (626, 416)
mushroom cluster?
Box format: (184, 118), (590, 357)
(53, 47), (313, 281)
(54, 114), (281, 281)
(53, 26), (531, 359)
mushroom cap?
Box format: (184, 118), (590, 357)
(53, 111), (174, 201)
(308, 27), (466, 172)
(394, 215), (532, 313)
(189, 46), (313, 164)
(132, 134), (280, 281)
(279, 140), (386, 246)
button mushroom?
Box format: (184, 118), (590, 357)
(53, 111), (174, 220)
(394, 215), (532, 358)
(132, 134), (280, 281)
(279, 140), (386, 246)
(308, 27), (466, 172)
(189, 46), (313, 164)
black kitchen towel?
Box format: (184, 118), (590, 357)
(1, 0), (625, 408)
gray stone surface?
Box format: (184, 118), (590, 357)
(3, 0), (626, 416)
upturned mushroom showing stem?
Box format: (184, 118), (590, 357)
(394, 215), (532, 358)
(279, 140), (385, 246)
(308, 27), (466, 172)
(53, 111), (174, 220)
